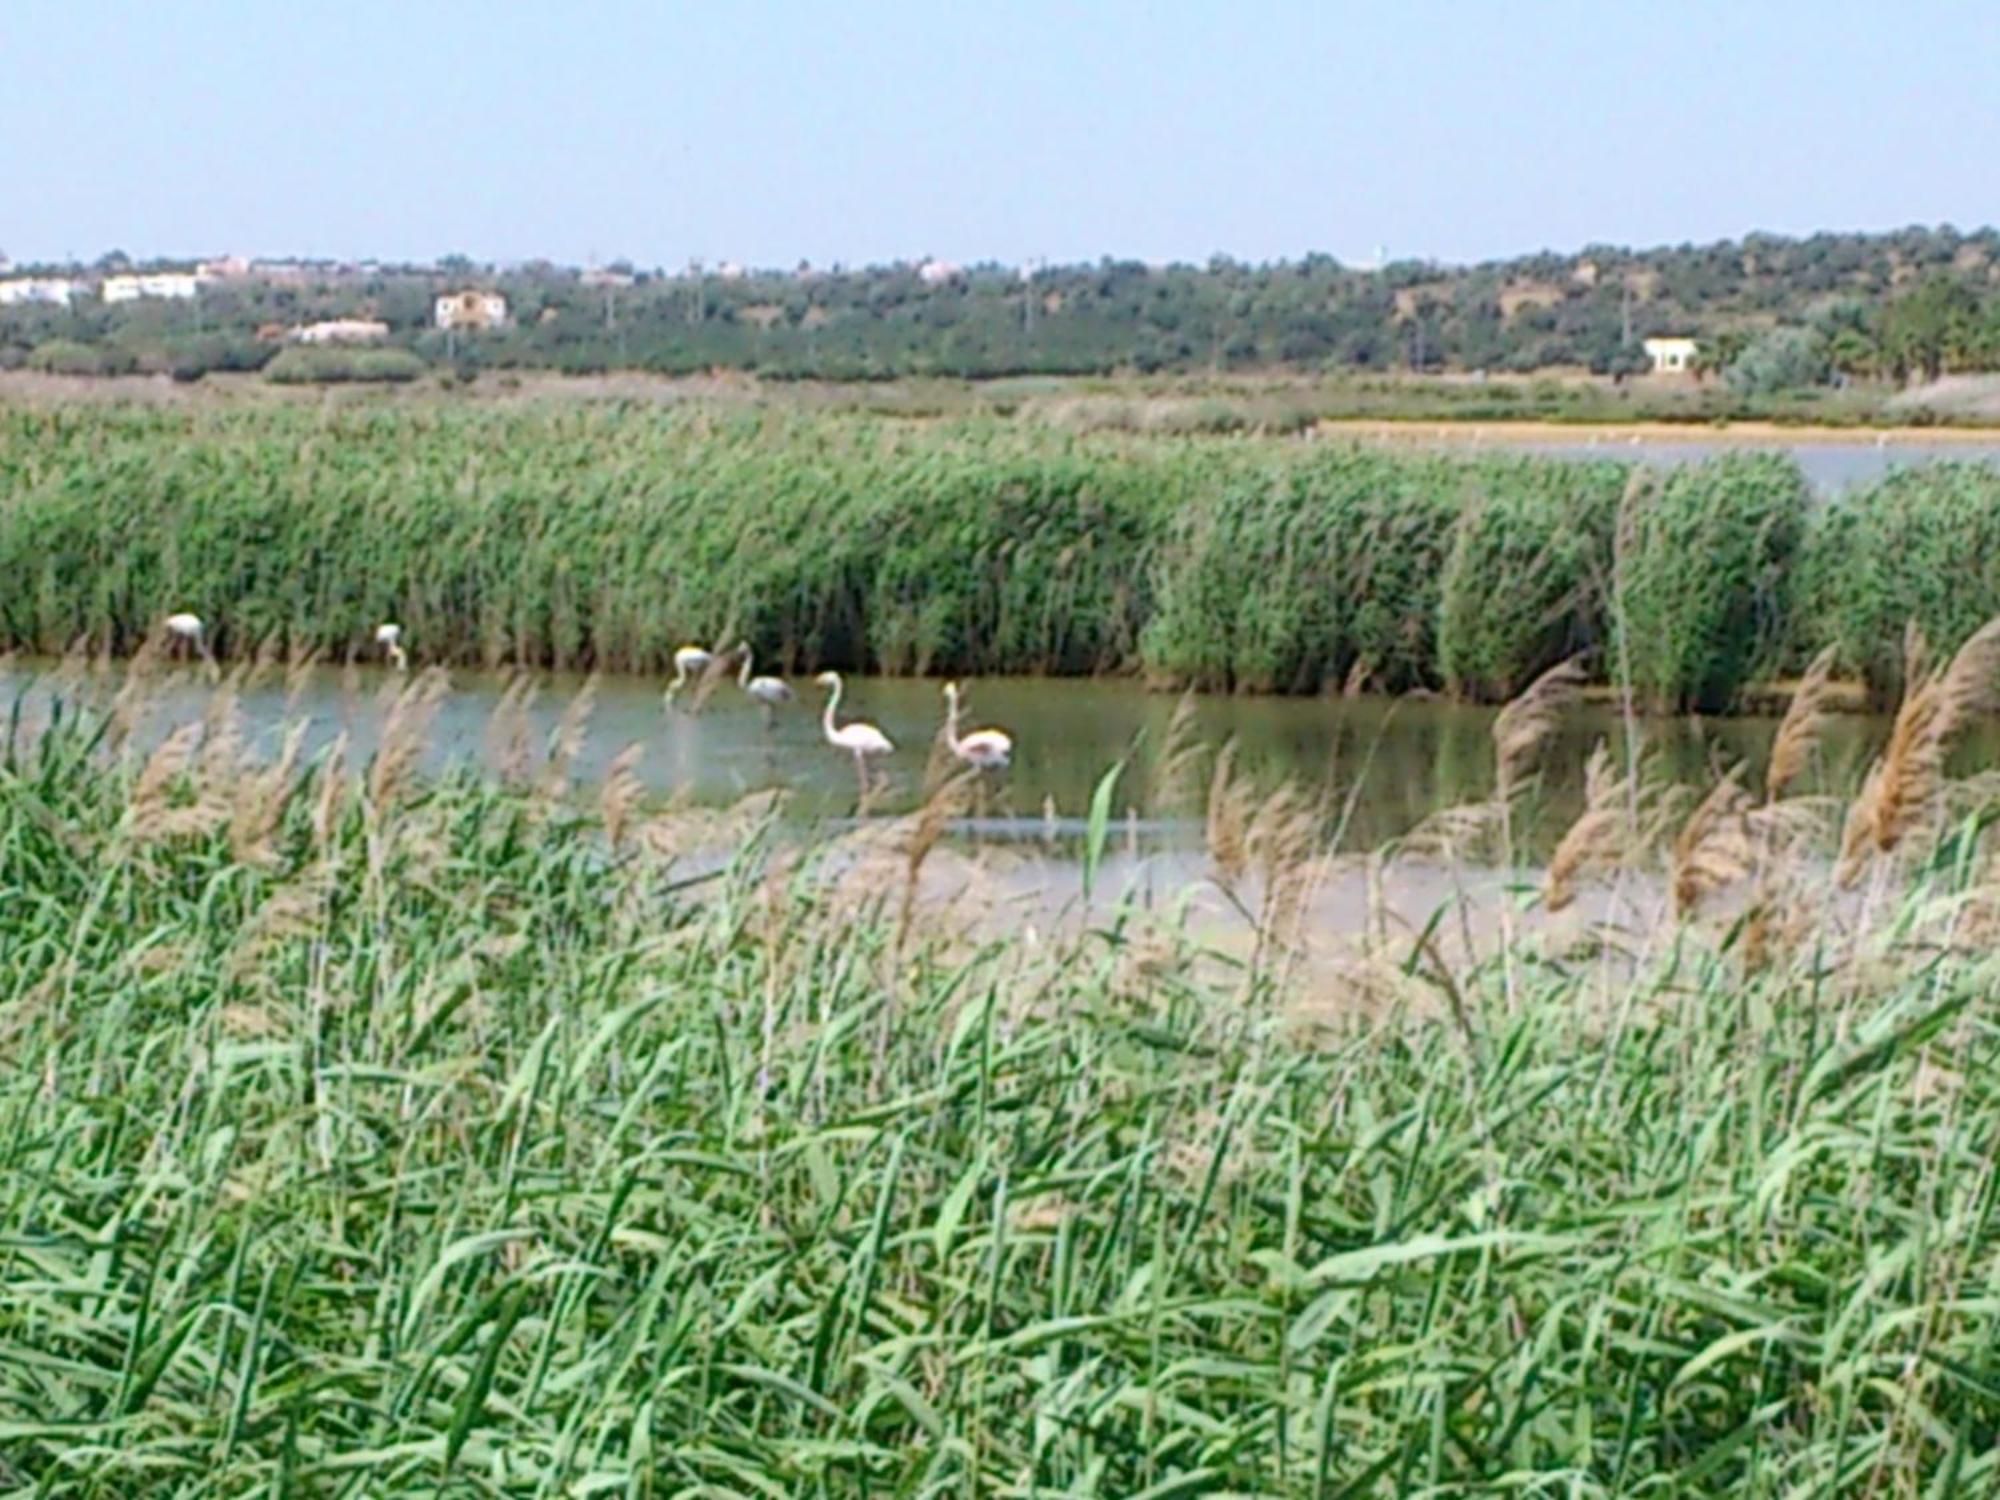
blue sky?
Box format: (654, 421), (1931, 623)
(3, 1), (1994, 269)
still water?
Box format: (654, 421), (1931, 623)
(1412, 436), (2000, 493)
(6, 663), (1951, 854)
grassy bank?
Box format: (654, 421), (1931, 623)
(4, 403), (2000, 708)
(3, 665), (2000, 1493)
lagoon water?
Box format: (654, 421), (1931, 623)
(6, 661), (1960, 855)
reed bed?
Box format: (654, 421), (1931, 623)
(4, 641), (2000, 1494)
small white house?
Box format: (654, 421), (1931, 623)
(0, 277), (82, 307)
(102, 272), (205, 303)
(918, 258), (963, 287)
(434, 290), (509, 331)
(292, 319), (390, 345)
(1642, 336), (1699, 375)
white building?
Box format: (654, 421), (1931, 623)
(1642, 336), (1699, 375)
(434, 290), (509, 331)
(292, 318), (390, 345)
(918, 258), (963, 287)
(0, 277), (82, 307)
(102, 272), (204, 303)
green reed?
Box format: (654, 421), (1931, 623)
(2, 401), (1995, 713)
(2, 690), (1999, 1493)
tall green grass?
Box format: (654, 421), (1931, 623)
(1435, 459), (1628, 700)
(3, 402), (1994, 710)
(3, 694), (1999, 1493)
(1797, 462), (2000, 697)
(1616, 453), (1809, 712)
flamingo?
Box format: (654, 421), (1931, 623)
(376, 622), (408, 672)
(942, 681), (1013, 769)
(664, 644), (714, 710)
(735, 643), (794, 723)
(163, 611), (216, 676)
(815, 671), (893, 797)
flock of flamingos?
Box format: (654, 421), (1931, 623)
(158, 611), (1014, 793)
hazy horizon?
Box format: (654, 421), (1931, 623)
(4, 2), (1995, 271)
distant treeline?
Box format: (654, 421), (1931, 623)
(0, 405), (1995, 710)
(4, 224), (2000, 384)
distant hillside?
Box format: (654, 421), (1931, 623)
(3, 226), (1998, 384)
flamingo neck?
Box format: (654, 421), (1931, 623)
(944, 689), (963, 753)
(821, 676), (842, 742)
(737, 652), (752, 687)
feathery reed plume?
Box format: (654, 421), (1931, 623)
(1544, 741), (1632, 912)
(1341, 656), (1373, 699)
(126, 722), (229, 842)
(539, 673), (599, 802)
(1205, 739), (1252, 885)
(1840, 616), (2000, 883)
(1244, 780), (1321, 949)
(284, 643), (324, 717)
(897, 767), (973, 951)
(1765, 645), (1838, 803)
(1672, 765), (1754, 918)
(368, 669), (448, 812)
(487, 673), (540, 783)
(230, 720), (310, 868)
(1492, 656), (1587, 802)
(107, 636), (164, 747)
(310, 733), (349, 852)
(1152, 690), (1207, 820)
(601, 742), (645, 853)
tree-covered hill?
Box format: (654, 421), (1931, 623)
(4, 224), (1998, 383)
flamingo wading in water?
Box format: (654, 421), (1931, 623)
(816, 671), (893, 798)
(735, 643), (794, 724)
(376, 622), (408, 672)
(163, 611), (217, 677)
(942, 681), (1013, 770)
(665, 644), (714, 710)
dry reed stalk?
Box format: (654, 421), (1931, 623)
(284, 643), (324, 717)
(1840, 617), (2000, 883)
(1671, 766), (1755, 919)
(229, 720), (311, 868)
(1341, 656), (1373, 699)
(1151, 691), (1206, 819)
(1765, 646), (1838, 803)
(368, 669), (448, 812)
(896, 767), (973, 952)
(126, 722), (230, 843)
(1204, 740), (1252, 886)
(1492, 656), (1587, 802)
(310, 733), (350, 852)
(1544, 741), (1635, 912)
(600, 742), (646, 853)
(487, 673), (540, 783)
(538, 672), (599, 803)
(107, 637), (164, 747)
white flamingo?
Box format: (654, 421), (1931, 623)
(735, 643), (794, 723)
(942, 681), (1013, 770)
(665, 644), (714, 710)
(376, 622), (408, 672)
(163, 611), (216, 676)
(816, 671), (893, 797)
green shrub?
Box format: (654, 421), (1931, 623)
(1616, 454), (1808, 711)
(27, 339), (113, 376)
(264, 346), (427, 384)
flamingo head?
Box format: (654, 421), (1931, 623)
(814, 671), (841, 690)
(943, 681), (961, 703)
